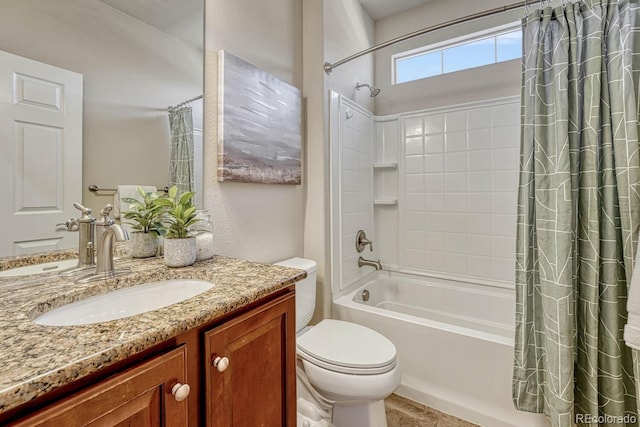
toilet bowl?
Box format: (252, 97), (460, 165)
(275, 258), (401, 427)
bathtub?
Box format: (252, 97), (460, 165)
(333, 270), (550, 427)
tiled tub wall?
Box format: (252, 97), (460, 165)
(378, 97), (520, 286)
(336, 98), (376, 289)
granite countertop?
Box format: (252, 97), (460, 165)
(0, 253), (305, 415)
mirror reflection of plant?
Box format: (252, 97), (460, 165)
(153, 186), (200, 239)
(121, 187), (165, 236)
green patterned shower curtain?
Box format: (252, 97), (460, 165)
(513, 1), (640, 426)
(168, 105), (195, 195)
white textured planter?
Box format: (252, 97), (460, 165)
(129, 232), (158, 258)
(164, 237), (196, 268)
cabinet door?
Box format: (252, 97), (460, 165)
(10, 346), (189, 427)
(205, 292), (296, 427)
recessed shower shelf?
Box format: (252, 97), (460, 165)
(373, 162), (398, 169)
(373, 199), (398, 206)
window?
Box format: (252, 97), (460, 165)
(393, 23), (522, 84)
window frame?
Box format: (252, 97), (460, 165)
(391, 22), (522, 85)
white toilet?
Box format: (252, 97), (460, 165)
(275, 258), (401, 427)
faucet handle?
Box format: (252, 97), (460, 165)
(56, 218), (79, 232)
(355, 230), (373, 253)
(72, 202), (95, 222)
(98, 204), (115, 226)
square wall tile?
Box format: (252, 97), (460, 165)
(424, 114), (444, 134)
(445, 213), (467, 233)
(405, 155), (424, 174)
(446, 131), (467, 152)
(492, 148), (519, 171)
(405, 211), (425, 231)
(468, 108), (491, 130)
(424, 251), (446, 271)
(406, 249), (427, 269)
(425, 154), (444, 173)
(467, 193), (492, 214)
(468, 150), (492, 171)
(424, 232), (446, 251)
(405, 137), (424, 156)
(491, 103), (519, 127)
(468, 235), (491, 256)
(424, 213), (446, 231)
(425, 134), (444, 153)
(493, 125), (518, 149)
(467, 172), (492, 192)
(445, 152), (467, 172)
(469, 128), (492, 150)
(405, 117), (423, 136)
(425, 173), (445, 192)
(445, 173), (467, 193)
(446, 111), (467, 132)
(405, 174), (425, 193)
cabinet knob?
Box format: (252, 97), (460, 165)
(171, 383), (191, 402)
(213, 356), (230, 372)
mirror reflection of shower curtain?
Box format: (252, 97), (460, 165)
(168, 105), (194, 194)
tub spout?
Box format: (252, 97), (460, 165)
(358, 256), (382, 270)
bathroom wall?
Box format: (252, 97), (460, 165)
(203, 0), (304, 262)
(373, 0), (522, 115)
(302, 0), (375, 320)
(0, 0), (203, 216)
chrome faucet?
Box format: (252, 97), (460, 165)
(96, 223), (128, 276)
(73, 202), (96, 268)
(358, 256), (382, 270)
(95, 204), (116, 247)
(59, 202), (97, 276)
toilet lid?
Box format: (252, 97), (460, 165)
(297, 319), (397, 373)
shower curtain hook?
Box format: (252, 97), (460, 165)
(524, 1), (531, 17)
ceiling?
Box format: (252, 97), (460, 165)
(359, 0), (435, 21)
(98, 0), (203, 50)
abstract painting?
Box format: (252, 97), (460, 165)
(217, 50), (301, 185)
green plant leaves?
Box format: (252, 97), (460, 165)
(151, 185), (200, 239)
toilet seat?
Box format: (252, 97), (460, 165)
(297, 319), (397, 375)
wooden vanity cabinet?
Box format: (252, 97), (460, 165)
(9, 345), (189, 427)
(204, 291), (296, 427)
(5, 287), (296, 427)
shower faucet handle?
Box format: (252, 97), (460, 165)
(355, 230), (373, 253)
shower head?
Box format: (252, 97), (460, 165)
(356, 82), (381, 98)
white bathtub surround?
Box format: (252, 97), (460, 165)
(398, 98), (519, 286)
(330, 93), (377, 291)
(334, 270), (549, 427)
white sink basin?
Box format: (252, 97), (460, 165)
(0, 259), (79, 278)
(34, 279), (214, 326)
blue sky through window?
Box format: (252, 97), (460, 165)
(393, 26), (522, 84)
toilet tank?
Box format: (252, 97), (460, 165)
(274, 257), (317, 332)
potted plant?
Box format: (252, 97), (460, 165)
(153, 186), (200, 267)
(121, 187), (164, 258)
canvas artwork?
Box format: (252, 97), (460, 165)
(217, 50), (302, 185)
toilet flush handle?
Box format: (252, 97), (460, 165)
(213, 356), (230, 372)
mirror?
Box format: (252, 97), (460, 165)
(0, 0), (203, 257)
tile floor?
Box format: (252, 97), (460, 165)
(385, 394), (479, 427)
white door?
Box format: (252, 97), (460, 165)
(0, 50), (83, 257)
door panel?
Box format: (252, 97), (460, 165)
(0, 49), (82, 256)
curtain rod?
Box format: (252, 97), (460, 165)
(168, 94), (203, 111)
(323, 0), (530, 75)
